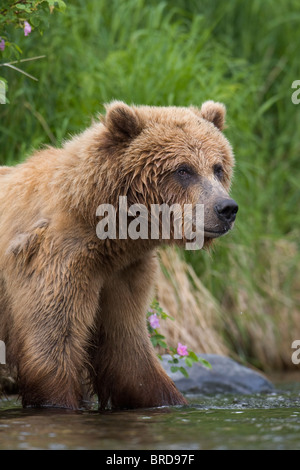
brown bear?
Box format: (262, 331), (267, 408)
(0, 101), (237, 410)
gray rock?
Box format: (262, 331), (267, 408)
(162, 354), (274, 395)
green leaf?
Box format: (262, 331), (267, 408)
(179, 367), (189, 378)
(48, 0), (66, 12)
(170, 366), (179, 373)
(30, 16), (41, 27)
(0, 80), (6, 104)
(188, 351), (199, 362)
(157, 339), (167, 348)
(184, 356), (194, 368)
(198, 357), (212, 369)
(13, 3), (33, 13)
(168, 347), (176, 355)
(168, 357), (178, 364)
(153, 334), (166, 340)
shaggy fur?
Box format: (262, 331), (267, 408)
(0, 101), (236, 409)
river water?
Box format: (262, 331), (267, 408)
(0, 381), (299, 450)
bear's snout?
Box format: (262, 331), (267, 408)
(214, 198), (238, 225)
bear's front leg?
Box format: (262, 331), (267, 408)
(93, 252), (187, 410)
(6, 233), (102, 409)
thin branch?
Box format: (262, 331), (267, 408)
(0, 55), (46, 67)
(2, 63), (38, 81)
(16, 54), (46, 63)
(0, 55), (46, 81)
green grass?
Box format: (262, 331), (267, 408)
(0, 0), (299, 369)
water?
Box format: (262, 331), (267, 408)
(0, 382), (299, 450)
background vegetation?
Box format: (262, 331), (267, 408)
(1, 0), (299, 372)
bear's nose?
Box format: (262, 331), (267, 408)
(214, 198), (238, 224)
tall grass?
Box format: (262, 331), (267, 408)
(0, 0), (299, 370)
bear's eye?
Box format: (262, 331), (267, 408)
(176, 166), (194, 179)
(213, 164), (224, 180)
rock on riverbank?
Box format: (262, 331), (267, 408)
(162, 354), (274, 394)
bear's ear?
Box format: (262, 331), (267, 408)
(192, 101), (226, 131)
(103, 101), (143, 141)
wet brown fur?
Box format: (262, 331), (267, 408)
(0, 101), (234, 409)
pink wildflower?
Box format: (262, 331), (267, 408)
(177, 342), (188, 356)
(24, 21), (32, 36)
(148, 313), (160, 329)
(0, 38), (5, 51)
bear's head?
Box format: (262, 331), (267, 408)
(101, 101), (238, 248)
